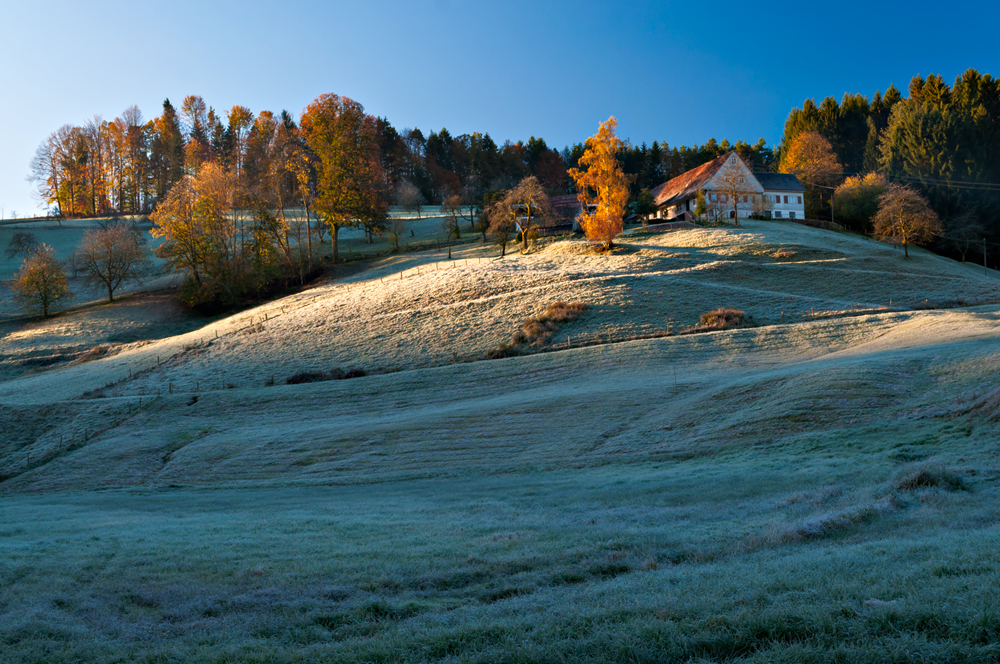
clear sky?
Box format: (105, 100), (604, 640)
(1, 0), (997, 216)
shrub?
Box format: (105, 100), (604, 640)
(284, 367), (368, 385)
(680, 308), (753, 334)
(699, 308), (747, 328)
(285, 370), (326, 385)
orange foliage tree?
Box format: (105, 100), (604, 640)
(872, 184), (942, 258)
(779, 131), (843, 187)
(299, 93), (389, 264)
(568, 117), (632, 250)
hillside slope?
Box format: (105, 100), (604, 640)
(6, 221), (1000, 662)
(2, 220), (999, 405)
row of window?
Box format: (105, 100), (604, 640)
(707, 193), (803, 205)
(772, 194), (802, 205)
(772, 211), (796, 219)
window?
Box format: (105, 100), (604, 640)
(797, 196), (802, 204)
(789, 211), (796, 219)
(774, 211), (782, 218)
(773, 194), (780, 203)
(783, 195), (789, 204)
(710, 194), (717, 201)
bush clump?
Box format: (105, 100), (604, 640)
(284, 368), (368, 385)
(285, 370), (326, 385)
(681, 308), (753, 334)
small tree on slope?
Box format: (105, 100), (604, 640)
(568, 117), (632, 249)
(872, 184), (942, 258)
(12, 244), (73, 317)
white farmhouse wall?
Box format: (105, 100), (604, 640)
(764, 190), (806, 220)
(703, 153), (763, 219)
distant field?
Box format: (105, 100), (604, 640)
(4, 219), (1000, 661)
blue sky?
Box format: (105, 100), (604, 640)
(1, 0), (997, 215)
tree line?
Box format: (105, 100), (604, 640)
(779, 68), (1000, 248)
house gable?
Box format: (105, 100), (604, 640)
(704, 153), (763, 194)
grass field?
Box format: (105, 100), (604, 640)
(4, 219), (1000, 661)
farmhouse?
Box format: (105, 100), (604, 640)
(649, 152), (805, 221)
(752, 172), (806, 220)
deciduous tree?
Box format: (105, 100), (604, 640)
(568, 117), (632, 249)
(833, 173), (888, 231)
(710, 154), (760, 226)
(944, 210), (985, 262)
(150, 175), (205, 284)
(504, 176), (550, 252)
(79, 221), (152, 302)
(780, 131), (844, 187)
(12, 245), (73, 317)
(300, 93), (389, 263)
(395, 180), (424, 218)
(485, 198), (515, 257)
(441, 194), (463, 259)
(5, 232), (38, 260)
(872, 184), (942, 258)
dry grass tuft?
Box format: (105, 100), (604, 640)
(517, 301), (589, 347)
(489, 301), (589, 357)
(778, 496), (898, 543)
(892, 462), (967, 492)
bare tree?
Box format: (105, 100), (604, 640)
(441, 194), (462, 259)
(79, 221), (152, 302)
(505, 176), (551, 252)
(944, 210), (985, 262)
(386, 216), (408, 251)
(5, 232), (39, 260)
(750, 192), (775, 219)
(395, 180), (424, 219)
(872, 184), (942, 258)
(485, 199), (515, 257)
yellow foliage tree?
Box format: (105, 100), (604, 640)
(151, 174), (207, 284)
(568, 117), (632, 250)
(779, 131), (843, 187)
(12, 244), (73, 317)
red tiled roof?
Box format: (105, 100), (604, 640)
(650, 153), (731, 207)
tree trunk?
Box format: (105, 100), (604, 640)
(304, 201), (313, 274)
(331, 224), (339, 264)
(108, 284), (114, 303)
